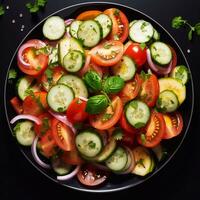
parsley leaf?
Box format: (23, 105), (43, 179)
(171, 16), (186, 29)
(195, 22), (200, 35)
(8, 69), (17, 80)
(26, 0), (47, 13)
(0, 5), (5, 16)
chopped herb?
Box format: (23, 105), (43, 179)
(140, 43), (146, 50)
(104, 43), (112, 49)
(26, 0), (47, 13)
(141, 21), (148, 31)
(13, 123), (21, 135)
(0, 5), (5, 16)
(137, 158), (146, 168)
(40, 118), (50, 135)
(92, 27), (97, 33)
(88, 141), (96, 149)
(171, 16), (200, 41)
(130, 101), (138, 110)
(102, 113), (113, 122)
(112, 128), (123, 141)
(140, 133), (146, 144)
(113, 34), (120, 40)
(36, 66), (41, 71)
(73, 122), (83, 130)
(8, 69), (17, 80)
(44, 68), (53, 83)
(57, 107), (64, 112)
(114, 9), (120, 16)
(35, 46), (50, 55)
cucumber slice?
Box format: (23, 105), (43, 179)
(159, 77), (186, 104)
(16, 76), (40, 100)
(156, 90), (179, 113)
(13, 121), (35, 146)
(129, 20), (154, 43)
(150, 42), (172, 65)
(58, 74), (88, 98)
(75, 130), (103, 158)
(43, 16), (65, 40)
(51, 156), (72, 175)
(70, 20), (82, 39)
(63, 50), (85, 72)
(112, 55), (136, 81)
(77, 20), (102, 48)
(47, 84), (74, 112)
(49, 47), (58, 66)
(132, 146), (152, 176)
(153, 29), (160, 41)
(170, 65), (189, 85)
(125, 100), (150, 128)
(95, 13), (112, 38)
(129, 20), (137, 28)
(58, 37), (84, 65)
(95, 138), (117, 162)
(105, 147), (128, 172)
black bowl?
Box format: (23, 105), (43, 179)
(4, 2), (194, 193)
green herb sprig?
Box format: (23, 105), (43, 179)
(0, 5), (5, 16)
(26, 0), (47, 13)
(171, 16), (200, 40)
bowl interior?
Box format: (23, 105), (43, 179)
(4, 2), (194, 193)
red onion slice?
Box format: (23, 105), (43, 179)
(57, 165), (80, 181)
(146, 49), (172, 75)
(31, 136), (51, 169)
(10, 114), (42, 125)
(64, 19), (74, 26)
(78, 96), (88, 102)
(48, 110), (76, 134)
(78, 54), (91, 77)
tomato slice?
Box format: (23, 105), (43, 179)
(10, 96), (23, 114)
(77, 164), (109, 186)
(137, 111), (165, 148)
(40, 66), (65, 91)
(120, 111), (138, 134)
(38, 130), (58, 158)
(124, 42), (147, 69)
(66, 97), (88, 124)
(163, 112), (183, 139)
(90, 96), (123, 130)
(34, 113), (52, 136)
(104, 8), (129, 43)
(61, 148), (84, 165)
(90, 40), (124, 67)
(23, 91), (48, 116)
(17, 40), (48, 76)
(119, 73), (142, 105)
(76, 10), (102, 20)
(139, 74), (159, 107)
(51, 118), (75, 151)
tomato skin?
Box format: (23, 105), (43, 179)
(61, 148), (84, 165)
(124, 42), (147, 69)
(38, 130), (57, 158)
(76, 10), (102, 20)
(89, 96), (123, 130)
(77, 164), (108, 186)
(34, 113), (52, 136)
(104, 8), (129, 43)
(119, 73), (142, 105)
(51, 118), (75, 151)
(120, 112), (138, 134)
(163, 112), (183, 139)
(23, 91), (48, 116)
(90, 40), (124, 67)
(17, 40), (48, 76)
(10, 96), (23, 114)
(40, 66), (65, 91)
(139, 74), (159, 107)
(66, 98), (88, 124)
(137, 111), (165, 148)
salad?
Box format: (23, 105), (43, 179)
(9, 8), (188, 187)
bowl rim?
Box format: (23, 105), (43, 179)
(4, 1), (194, 193)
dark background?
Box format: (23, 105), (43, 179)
(1, 0), (200, 199)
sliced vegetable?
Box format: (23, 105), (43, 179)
(76, 10), (102, 20)
(125, 100), (150, 128)
(158, 77), (186, 104)
(10, 97), (23, 114)
(70, 20), (82, 39)
(112, 56), (136, 81)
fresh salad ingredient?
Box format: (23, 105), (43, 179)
(9, 8), (188, 188)
(26, 0), (47, 13)
(43, 16), (65, 40)
(112, 55), (136, 81)
(170, 65), (189, 85)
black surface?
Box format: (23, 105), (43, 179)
(1, 0), (200, 199)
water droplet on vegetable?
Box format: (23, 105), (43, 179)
(21, 25), (25, 28)
(187, 49), (191, 53)
(6, 5), (10, 10)
(12, 19), (16, 24)
(19, 13), (23, 18)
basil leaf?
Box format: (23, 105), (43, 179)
(83, 71), (102, 92)
(103, 76), (124, 94)
(86, 95), (108, 114)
